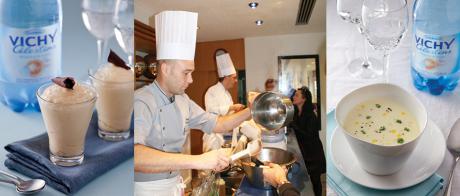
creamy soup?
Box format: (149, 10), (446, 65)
(344, 98), (419, 146)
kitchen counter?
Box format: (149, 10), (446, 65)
(327, 0), (458, 195)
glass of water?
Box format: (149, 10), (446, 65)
(337, 0), (382, 79)
(81, 0), (117, 67)
(362, 0), (408, 82)
(114, 0), (134, 67)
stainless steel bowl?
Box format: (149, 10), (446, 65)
(251, 92), (294, 130)
(241, 147), (297, 189)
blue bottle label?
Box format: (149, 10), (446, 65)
(2, 23), (61, 83)
(412, 30), (460, 77)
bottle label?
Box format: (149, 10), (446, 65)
(1, 23), (61, 83)
(412, 30), (460, 77)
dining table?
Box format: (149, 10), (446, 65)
(0, 0), (133, 195)
(326, 0), (460, 195)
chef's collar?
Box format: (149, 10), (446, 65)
(153, 80), (175, 103)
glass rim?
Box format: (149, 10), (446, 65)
(88, 69), (134, 84)
(36, 81), (97, 105)
(363, 0), (407, 13)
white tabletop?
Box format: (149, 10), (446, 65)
(0, 1), (133, 195)
(326, 0), (460, 195)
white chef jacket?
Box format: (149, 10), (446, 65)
(134, 81), (218, 182)
(202, 82), (234, 152)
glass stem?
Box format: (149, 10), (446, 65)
(383, 50), (390, 83)
(128, 55), (134, 68)
(357, 24), (370, 68)
(362, 37), (370, 68)
(97, 39), (109, 67)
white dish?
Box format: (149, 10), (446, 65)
(335, 83), (427, 175)
(330, 119), (445, 190)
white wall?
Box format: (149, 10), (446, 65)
(244, 32), (327, 148)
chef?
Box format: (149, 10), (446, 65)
(133, 11), (257, 196)
(202, 53), (245, 152)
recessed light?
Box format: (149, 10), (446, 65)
(255, 20), (263, 26)
(249, 2), (259, 9)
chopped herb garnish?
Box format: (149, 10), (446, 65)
(404, 127), (410, 132)
(361, 130), (367, 134)
(366, 115), (371, 119)
(379, 126), (386, 131)
(387, 107), (392, 111)
(396, 119), (402, 124)
(397, 138), (404, 144)
(375, 104), (381, 108)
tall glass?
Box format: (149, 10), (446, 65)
(82, 0), (116, 67)
(337, 0), (382, 78)
(114, 0), (134, 67)
(362, 0), (408, 82)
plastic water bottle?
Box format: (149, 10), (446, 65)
(0, 0), (62, 112)
(411, 0), (460, 95)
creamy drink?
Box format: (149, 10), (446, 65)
(89, 51), (134, 141)
(37, 77), (96, 166)
(344, 98), (419, 146)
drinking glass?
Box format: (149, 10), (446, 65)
(362, 0), (408, 82)
(337, 0), (382, 78)
(82, 0), (117, 67)
(114, 0), (134, 67)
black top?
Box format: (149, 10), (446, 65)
(291, 105), (320, 138)
(278, 183), (300, 196)
(290, 104), (326, 175)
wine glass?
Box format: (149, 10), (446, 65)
(81, 0), (117, 67)
(337, 0), (382, 79)
(362, 0), (408, 83)
(114, 0), (134, 67)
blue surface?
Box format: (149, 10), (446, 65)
(0, 0), (132, 195)
(4, 112), (133, 194)
(326, 111), (444, 196)
(235, 176), (276, 196)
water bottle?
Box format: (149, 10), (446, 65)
(0, 0), (62, 112)
(411, 0), (460, 95)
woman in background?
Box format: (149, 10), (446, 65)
(290, 86), (325, 196)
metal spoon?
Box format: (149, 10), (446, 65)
(0, 170), (45, 194)
(445, 118), (460, 196)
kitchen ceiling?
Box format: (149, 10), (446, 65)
(134, 0), (325, 42)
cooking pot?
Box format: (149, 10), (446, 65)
(241, 147), (297, 189)
(251, 92), (294, 131)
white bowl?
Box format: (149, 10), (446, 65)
(335, 83), (427, 175)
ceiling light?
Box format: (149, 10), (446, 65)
(249, 2), (258, 9)
(255, 20), (263, 26)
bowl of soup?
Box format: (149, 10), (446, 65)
(335, 83), (427, 175)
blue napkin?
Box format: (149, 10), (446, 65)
(4, 112), (133, 194)
(326, 110), (444, 196)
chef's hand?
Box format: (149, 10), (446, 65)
(229, 104), (245, 112)
(240, 120), (261, 141)
(198, 148), (230, 172)
(262, 163), (289, 187)
(247, 91), (259, 108)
